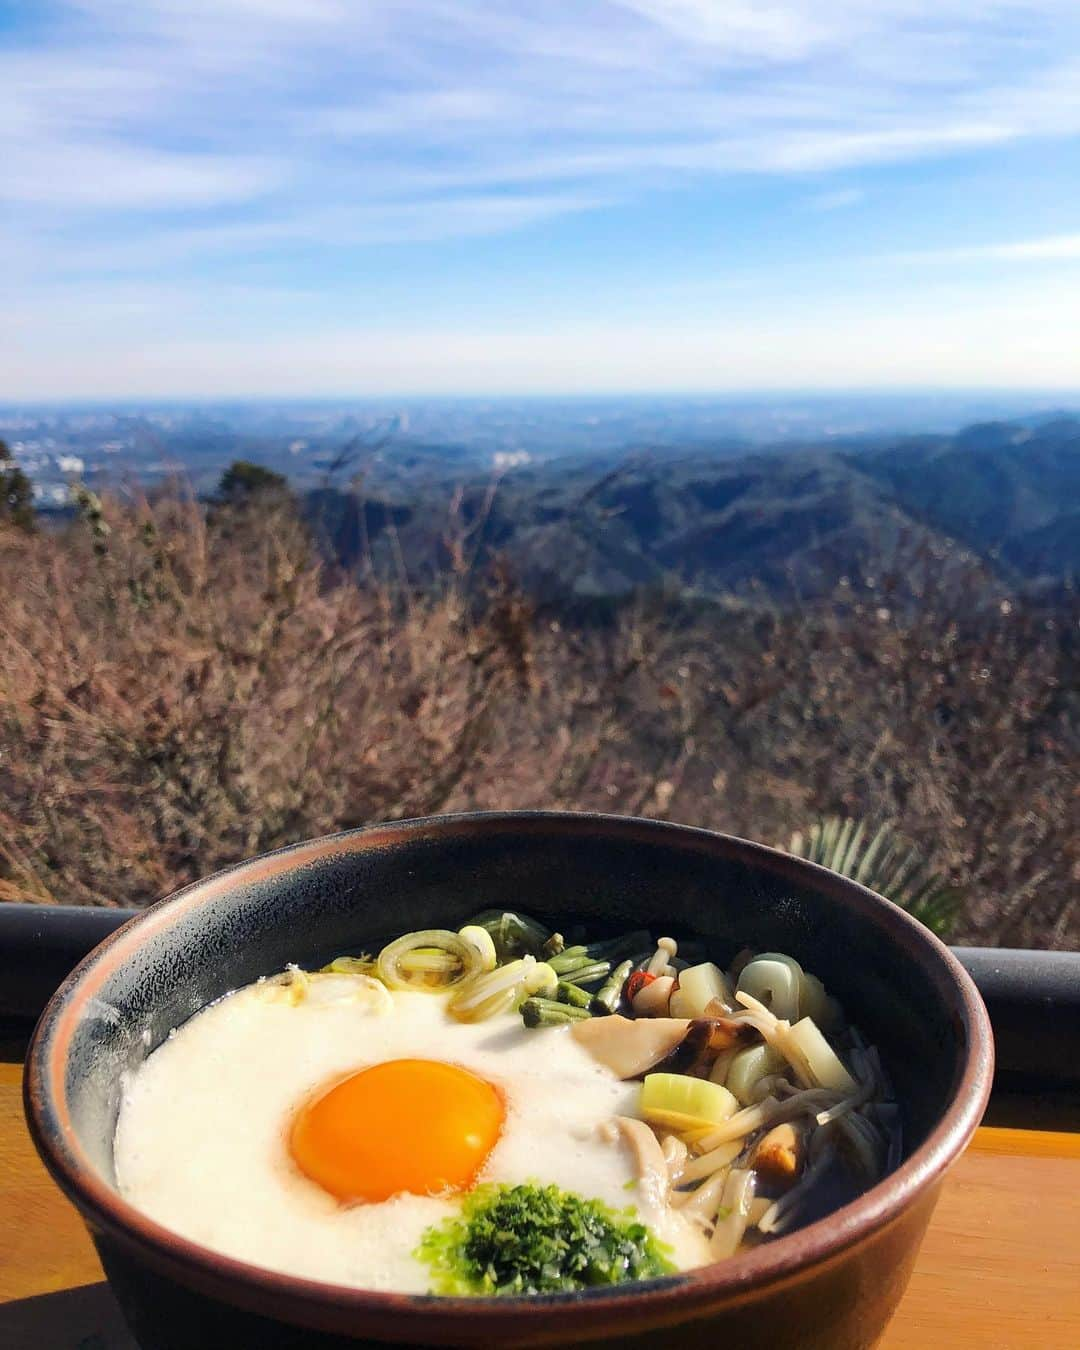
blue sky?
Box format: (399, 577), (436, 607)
(4, 0), (1080, 398)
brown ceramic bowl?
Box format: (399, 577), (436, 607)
(26, 812), (992, 1350)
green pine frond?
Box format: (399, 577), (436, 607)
(783, 816), (959, 938)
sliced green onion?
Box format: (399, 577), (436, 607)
(457, 925), (498, 972)
(798, 971), (830, 1026)
(320, 955), (376, 975)
(376, 930), (479, 992)
(785, 1016), (858, 1094)
(524, 961), (559, 998)
(669, 962), (735, 1019)
(466, 910), (551, 961)
(736, 953), (804, 1022)
(447, 956), (535, 1022)
(725, 1042), (787, 1106)
(397, 949), (461, 975)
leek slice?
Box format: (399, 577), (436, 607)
(466, 910), (551, 961)
(708, 1047), (738, 1086)
(320, 955), (376, 975)
(302, 973), (392, 1011)
(725, 1042), (787, 1106)
(736, 953), (804, 1022)
(457, 925), (498, 972)
(376, 930), (480, 992)
(256, 967), (390, 1012)
(798, 971), (830, 1026)
(640, 1073), (737, 1130)
(447, 957), (535, 1022)
(524, 961), (559, 998)
(785, 1016), (857, 1094)
(669, 962), (734, 1019)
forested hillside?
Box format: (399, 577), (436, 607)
(2, 484), (1075, 948)
(309, 417), (1080, 604)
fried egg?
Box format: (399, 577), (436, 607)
(113, 972), (707, 1292)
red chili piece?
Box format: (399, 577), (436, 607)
(625, 970), (657, 1002)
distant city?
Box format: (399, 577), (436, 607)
(2, 392), (1077, 506)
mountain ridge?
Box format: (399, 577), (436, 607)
(308, 415), (1080, 602)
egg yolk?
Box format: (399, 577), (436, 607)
(289, 1058), (504, 1203)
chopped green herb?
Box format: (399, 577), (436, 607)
(416, 1182), (673, 1296)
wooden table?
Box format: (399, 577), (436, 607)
(3, 1059), (1078, 1348)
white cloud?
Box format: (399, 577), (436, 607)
(4, 142), (279, 209)
(6, 1), (1080, 219)
(4, 1), (1080, 392)
(759, 122), (1017, 172)
(8, 191), (615, 286)
(805, 187), (865, 211)
(894, 232), (1080, 264)
(614, 1), (824, 62)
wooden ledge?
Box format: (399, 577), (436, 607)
(2, 1061), (1078, 1347)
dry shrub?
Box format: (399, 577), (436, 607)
(0, 493), (1076, 948)
(0, 489), (521, 906)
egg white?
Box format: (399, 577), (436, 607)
(113, 976), (707, 1293)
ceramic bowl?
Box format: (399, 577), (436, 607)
(26, 812), (992, 1349)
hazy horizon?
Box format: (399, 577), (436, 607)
(6, 392), (1078, 508)
(5, 388), (1078, 418)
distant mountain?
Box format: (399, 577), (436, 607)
(308, 416), (1079, 603)
(848, 416), (1080, 582)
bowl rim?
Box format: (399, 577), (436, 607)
(25, 811), (993, 1342)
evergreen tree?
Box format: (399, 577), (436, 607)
(216, 460), (288, 503)
(0, 438), (35, 531)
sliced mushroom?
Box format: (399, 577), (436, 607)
(709, 1168), (757, 1258)
(660, 1133), (689, 1186)
(570, 1015), (690, 1079)
(703, 1017), (761, 1052)
(677, 1167), (731, 1228)
(573, 1014), (758, 1081)
(752, 1122), (804, 1186)
(661, 1016), (761, 1076)
(702, 1006), (763, 1047)
(649, 1020), (723, 1078)
(614, 1116), (670, 1210)
(646, 936), (679, 976)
